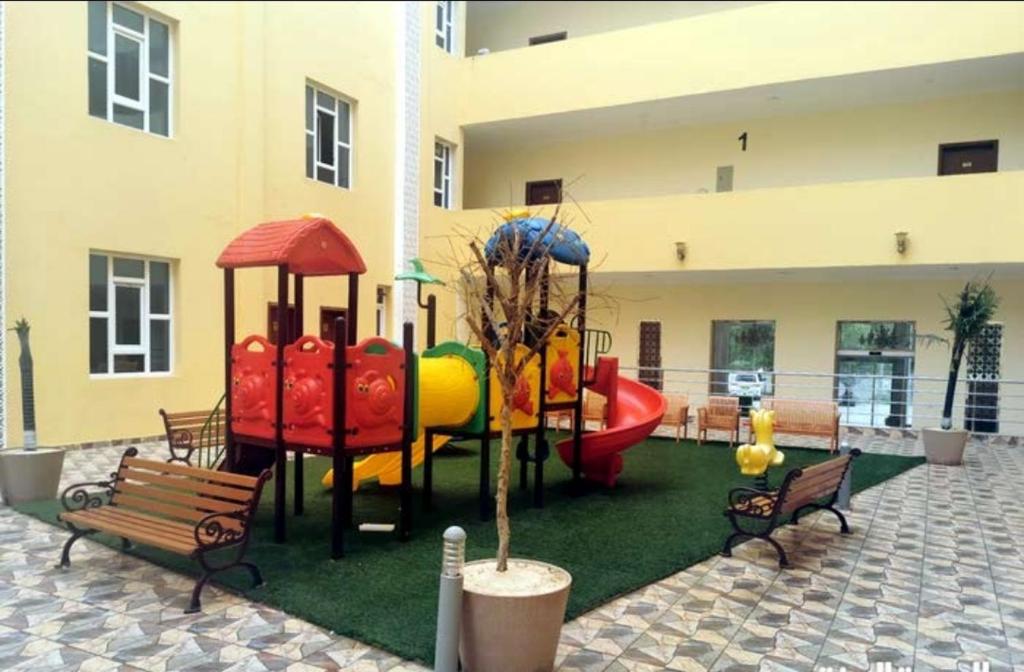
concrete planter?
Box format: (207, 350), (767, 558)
(460, 558), (572, 672)
(921, 428), (968, 465)
(0, 448), (65, 504)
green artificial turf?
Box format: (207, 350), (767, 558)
(16, 435), (923, 662)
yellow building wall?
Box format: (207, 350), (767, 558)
(4, 2), (400, 447)
(465, 92), (1024, 207)
(458, 2), (1024, 125)
(465, 1), (766, 54)
(585, 275), (1024, 430)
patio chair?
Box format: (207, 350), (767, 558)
(662, 394), (690, 442)
(697, 396), (741, 446)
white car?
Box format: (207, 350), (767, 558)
(727, 372), (764, 397)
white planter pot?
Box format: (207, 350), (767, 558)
(0, 448), (66, 505)
(460, 558), (572, 672)
(921, 428), (968, 465)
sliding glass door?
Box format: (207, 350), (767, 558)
(835, 321), (915, 428)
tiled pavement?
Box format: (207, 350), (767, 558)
(0, 430), (1021, 671)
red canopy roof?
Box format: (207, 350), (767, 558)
(216, 217), (367, 276)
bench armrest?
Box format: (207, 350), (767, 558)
(60, 475), (118, 513)
(727, 487), (777, 515)
(194, 511), (251, 550)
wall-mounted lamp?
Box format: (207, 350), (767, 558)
(895, 231), (909, 255)
(675, 241), (687, 262)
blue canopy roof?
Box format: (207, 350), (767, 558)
(483, 217), (590, 266)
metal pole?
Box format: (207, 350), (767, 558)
(331, 316), (347, 559)
(434, 526), (466, 672)
(273, 265), (289, 543)
(837, 440), (852, 511)
(223, 269), (236, 471)
(294, 274), (305, 516)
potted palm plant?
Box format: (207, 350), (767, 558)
(454, 209), (584, 672)
(0, 319), (65, 504)
(920, 280), (999, 465)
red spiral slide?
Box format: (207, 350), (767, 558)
(556, 356), (667, 486)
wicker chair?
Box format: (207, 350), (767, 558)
(697, 396), (741, 446)
(662, 394), (690, 442)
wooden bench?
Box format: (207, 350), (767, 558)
(721, 449), (860, 568)
(755, 399), (841, 452)
(159, 407), (225, 466)
(697, 396), (740, 446)
(57, 447), (271, 613)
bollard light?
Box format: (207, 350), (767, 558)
(435, 526), (466, 672)
(442, 526), (466, 578)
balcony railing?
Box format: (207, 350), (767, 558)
(625, 365), (1024, 436)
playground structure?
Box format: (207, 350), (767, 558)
(215, 214), (666, 558)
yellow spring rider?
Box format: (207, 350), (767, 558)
(735, 409), (785, 483)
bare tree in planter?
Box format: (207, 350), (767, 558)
(456, 208), (584, 570)
(449, 208), (590, 671)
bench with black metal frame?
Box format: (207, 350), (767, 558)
(57, 447), (271, 613)
(159, 404), (225, 467)
(721, 449), (860, 568)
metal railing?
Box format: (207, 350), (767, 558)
(623, 365), (1024, 436)
(197, 394), (227, 469)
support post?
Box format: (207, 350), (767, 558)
(273, 266), (289, 543)
(434, 526), (466, 672)
(347, 273), (359, 346)
(223, 269), (236, 472)
(426, 294), (437, 350)
(331, 316), (348, 559)
(293, 274), (305, 516)
(423, 428), (435, 511)
(400, 322), (415, 540)
(533, 264), (551, 508)
(571, 265), (588, 493)
(837, 440), (852, 511)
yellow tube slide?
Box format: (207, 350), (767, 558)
(321, 353), (480, 491)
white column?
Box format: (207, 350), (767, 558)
(392, 0), (421, 342)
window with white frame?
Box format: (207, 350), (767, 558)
(433, 141), (454, 208)
(87, 1), (172, 136)
(435, 1), (455, 53)
(89, 253), (172, 375)
(306, 83), (353, 189)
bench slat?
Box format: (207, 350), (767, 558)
(111, 492), (212, 525)
(122, 457), (260, 489)
(117, 469), (254, 503)
(164, 410), (226, 421)
(114, 481), (246, 515)
(68, 507), (199, 547)
(62, 510), (197, 554)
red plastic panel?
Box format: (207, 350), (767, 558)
(231, 335), (277, 441)
(282, 336), (336, 450)
(346, 337), (405, 449)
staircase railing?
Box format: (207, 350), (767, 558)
(197, 393), (227, 470)
(582, 328), (613, 386)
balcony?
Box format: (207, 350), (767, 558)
(424, 171), (1024, 275)
(457, 2), (1024, 127)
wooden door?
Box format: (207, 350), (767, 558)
(638, 321), (663, 391)
(267, 303), (296, 345)
(938, 140), (998, 175)
(320, 307), (348, 344)
(525, 179), (562, 206)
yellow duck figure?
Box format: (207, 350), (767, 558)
(735, 409), (785, 477)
